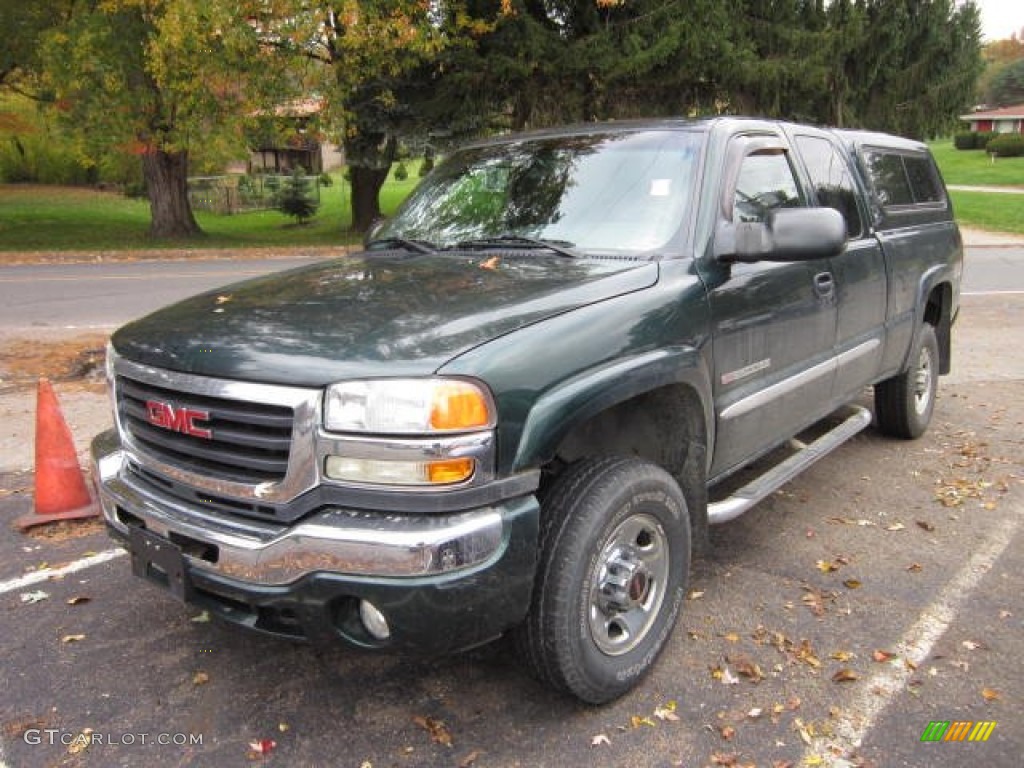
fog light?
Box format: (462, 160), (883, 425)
(359, 600), (391, 641)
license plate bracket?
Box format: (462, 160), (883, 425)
(129, 526), (191, 602)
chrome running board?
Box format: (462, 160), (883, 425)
(708, 405), (872, 525)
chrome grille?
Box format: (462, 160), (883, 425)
(117, 375), (294, 483)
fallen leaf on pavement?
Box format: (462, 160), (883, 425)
(843, 579), (862, 590)
(591, 733), (610, 747)
(20, 591), (49, 604)
(192, 671), (209, 686)
(961, 640), (982, 651)
(458, 750), (483, 767)
(248, 738), (276, 758)
(831, 650), (855, 662)
(916, 520), (936, 532)
(66, 596), (91, 606)
(885, 522), (906, 531)
(981, 688), (1001, 702)
(906, 562), (923, 572)
(816, 559), (838, 573)
(719, 725), (736, 740)
(630, 715), (656, 728)
(67, 728), (94, 755)
(654, 701), (680, 721)
(872, 650), (896, 663)
(190, 610), (211, 623)
(728, 654), (764, 683)
(413, 715), (453, 747)
(61, 634), (86, 643)
(832, 668), (859, 683)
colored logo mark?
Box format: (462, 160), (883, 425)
(920, 721), (996, 742)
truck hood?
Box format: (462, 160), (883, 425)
(112, 251), (658, 387)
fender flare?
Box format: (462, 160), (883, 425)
(512, 345), (713, 473)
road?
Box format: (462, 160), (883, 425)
(0, 245), (1022, 334)
(0, 244), (1021, 768)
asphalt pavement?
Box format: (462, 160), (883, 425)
(0, 238), (1021, 768)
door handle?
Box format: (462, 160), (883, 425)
(814, 271), (835, 299)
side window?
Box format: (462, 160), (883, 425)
(733, 151), (802, 223)
(864, 150), (946, 208)
(794, 136), (864, 239)
(903, 156), (944, 203)
(864, 151), (914, 207)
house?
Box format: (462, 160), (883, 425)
(248, 98), (344, 175)
(959, 104), (1024, 134)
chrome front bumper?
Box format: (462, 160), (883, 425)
(91, 429), (516, 586)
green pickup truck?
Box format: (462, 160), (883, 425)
(92, 117), (962, 703)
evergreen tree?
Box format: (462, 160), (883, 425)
(278, 167), (319, 225)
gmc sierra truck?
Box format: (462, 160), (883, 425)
(92, 117), (962, 703)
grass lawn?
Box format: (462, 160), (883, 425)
(0, 166), (422, 253)
(950, 190), (1024, 235)
(928, 140), (1024, 187)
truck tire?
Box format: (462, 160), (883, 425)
(874, 323), (939, 439)
(515, 456), (690, 703)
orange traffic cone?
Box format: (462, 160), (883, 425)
(15, 378), (99, 530)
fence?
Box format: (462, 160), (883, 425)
(187, 174), (321, 215)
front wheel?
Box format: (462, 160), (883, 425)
(874, 323), (939, 439)
(514, 457), (690, 703)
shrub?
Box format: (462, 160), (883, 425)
(319, 172), (333, 187)
(393, 161), (409, 181)
(976, 131), (998, 150)
(986, 134), (1024, 158)
(953, 132), (976, 150)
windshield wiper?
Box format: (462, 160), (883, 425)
(451, 235), (582, 259)
(365, 237), (436, 254)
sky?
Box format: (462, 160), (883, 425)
(974, 0), (1022, 41)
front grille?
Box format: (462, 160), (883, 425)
(117, 375), (294, 483)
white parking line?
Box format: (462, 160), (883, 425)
(0, 548), (126, 595)
(962, 290), (1024, 296)
(812, 511), (1021, 765)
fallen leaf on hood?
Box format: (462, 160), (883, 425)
(832, 668), (859, 683)
(61, 634), (86, 643)
(591, 733), (611, 747)
(20, 590), (49, 604)
(413, 715), (453, 747)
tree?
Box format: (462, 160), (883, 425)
(278, 167), (320, 224)
(38, 0), (294, 238)
(986, 59), (1024, 106)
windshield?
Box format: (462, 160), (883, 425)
(376, 130), (703, 256)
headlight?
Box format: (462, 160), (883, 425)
(324, 378), (494, 434)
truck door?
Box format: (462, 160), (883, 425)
(791, 132), (886, 401)
(703, 135), (839, 479)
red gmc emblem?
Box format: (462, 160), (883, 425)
(145, 400), (213, 440)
